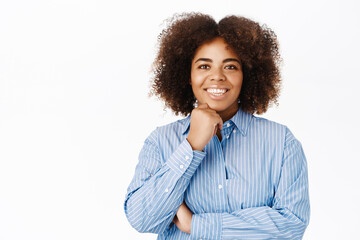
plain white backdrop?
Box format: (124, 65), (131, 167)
(1, 0), (359, 239)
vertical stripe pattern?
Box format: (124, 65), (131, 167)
(124, 108), (310, 239)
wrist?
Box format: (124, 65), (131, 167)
(186, 137), (203, 151)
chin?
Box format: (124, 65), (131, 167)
(207, 103), (229, 112)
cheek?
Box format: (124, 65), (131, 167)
(190, 75), (203, 89)
(191, 83), (202, 98)
(189, 78), (204, 100)
(232, 74), (243, 89)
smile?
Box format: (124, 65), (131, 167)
(206, 88), (228, 96)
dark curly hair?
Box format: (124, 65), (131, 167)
(150, 12), (282, 116)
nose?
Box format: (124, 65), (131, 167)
(210, 67), (225, 81)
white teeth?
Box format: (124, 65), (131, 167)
(207, 88), (227, 96)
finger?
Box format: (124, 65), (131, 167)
(213, 125), (218, 137)
(176, 202), (186, 214)
(210, 112), (223, 130)
(208, 112), (223, 127)
(197, 103), (209, 109)
(218, 116), (224, 130)
(173, 215), (178, 223)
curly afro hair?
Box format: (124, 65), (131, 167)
(150, 12), (282, 116)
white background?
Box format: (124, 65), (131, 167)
(1, 0), (359, 239)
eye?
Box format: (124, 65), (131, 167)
(225, 65), (238, 70)
(199, 65), (210, 69)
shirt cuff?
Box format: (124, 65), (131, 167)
(190, 213), (222, 240)
(165, 139), (206, 180)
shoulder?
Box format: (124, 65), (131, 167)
(250, 115), (300, 147)
(144, 116), (190, 144)
(251, 115), (287, 133)
(157, 116), (189, 134)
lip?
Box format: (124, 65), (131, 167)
(204, 85), (230, 90)
(204, 88), (229, 100)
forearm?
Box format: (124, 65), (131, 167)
(125, 168), (190, 233)
(191, 206), (309, 240)
(125, 139), (206, 233)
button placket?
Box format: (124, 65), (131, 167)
(214, 132), (229, 213)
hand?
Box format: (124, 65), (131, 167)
(186, 103), (223, 151)
(172, 202), (193, 234)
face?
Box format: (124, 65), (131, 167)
(190, 37), (243, 118)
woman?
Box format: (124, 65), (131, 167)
(124, 13), (310, 239)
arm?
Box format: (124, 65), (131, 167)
(124, 129), (206, 233)
(125, 103), (223, 234)
(189, 131), (310, 240)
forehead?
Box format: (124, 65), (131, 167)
(193, 37), (238, 59)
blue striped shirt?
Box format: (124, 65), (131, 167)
(124, 107), (310, 239)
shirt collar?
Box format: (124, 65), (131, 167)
(182, 107), (254, 136)
(230, 107), (254, 136)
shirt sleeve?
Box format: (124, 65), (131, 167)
(124, 128), (206, 234)
(190, 129), (310, 240)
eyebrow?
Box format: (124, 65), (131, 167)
(194, 58), (241, 64)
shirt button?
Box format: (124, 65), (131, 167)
(218, 184), (223, 189)
(185, 155), (189, 160)
(226, 135), (229, 139)
(165, 188), (169, 193)
(233, 129), (236, 133)
(180, 165), (184, 169)
(226, 123), (230, 127)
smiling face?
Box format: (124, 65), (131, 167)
(190, 37), (243, 120)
